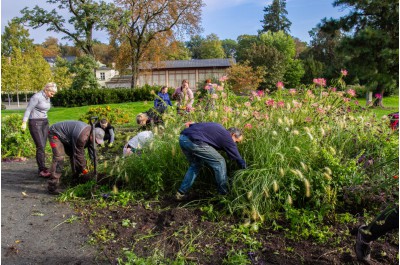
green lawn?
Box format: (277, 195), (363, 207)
(2, 101), (153, 125)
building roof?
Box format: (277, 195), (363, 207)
(140, 58), (235, 70)
(44, 56), (76, 64)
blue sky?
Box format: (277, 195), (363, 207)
(1, 0), (347, 45)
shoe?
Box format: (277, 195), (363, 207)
(39, 170), (51, 178)
(175, 191), (186, 201)
(355, 225), (371, 262)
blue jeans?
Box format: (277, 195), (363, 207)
(178, 134), (228, 195)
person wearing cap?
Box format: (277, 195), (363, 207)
(47, 121), (105, 194)
(21, 82), (58, 178)
(175, 122), (246, 200)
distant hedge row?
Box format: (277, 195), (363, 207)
(51, 86), (158, 107)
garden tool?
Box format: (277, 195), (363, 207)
(89, 116), (99, 181)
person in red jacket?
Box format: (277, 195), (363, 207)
(47, 121), (105, 194)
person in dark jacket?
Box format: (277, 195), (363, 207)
(47, 121), (105, 194)
(136, 108), (163, 130)
(95, 118), (115, 147)
(154, 86), (172, 113)
(176, 122), (246, 200)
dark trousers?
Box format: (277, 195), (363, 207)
(363, 204), (399, 242)
(28, 119), (49, 172)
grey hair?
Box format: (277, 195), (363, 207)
(136, 113), (148, 124)
(44, 82), (57, 93)
(227, 127), (242, 138)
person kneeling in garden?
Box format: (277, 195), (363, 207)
(176, 122), (246, 200)
(136, 108), (163, 130)
(123, 130), (154, 157)
(48, 121), (105, 194)
(95, 118), (115, 147)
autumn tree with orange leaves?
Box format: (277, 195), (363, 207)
(108, 0), (203, 88)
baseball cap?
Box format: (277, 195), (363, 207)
(94, 127), (105, 145)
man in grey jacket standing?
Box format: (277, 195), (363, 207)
(48, 121), (105, 194)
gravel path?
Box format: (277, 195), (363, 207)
(1, 159), (106, 265)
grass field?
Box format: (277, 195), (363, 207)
(1, 101), (153, 125)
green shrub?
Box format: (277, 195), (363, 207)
(51, 85), (162, 107)
(1, 114), (36, 158)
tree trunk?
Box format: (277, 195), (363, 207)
(373, 86), (384, 107)
(365, 91), (373, 106)
(17, 92), (20, 107)
(7, 93), (11, 106)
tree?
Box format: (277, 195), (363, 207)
(235, 35), (259, 63)
(20, 0), (115, 57)
(53, 57), (74, 90)
(1, 19), (34, 56)
(259, 0), (291, 34)
(69, 55), (99, 90)
(221, 39), (238, 58)
(186, 35), (204, 59)
(164, 41), (191, 60)
(320, 0), (399, 106)
(37, 37), (61, 57)
(227, 61), (265, 94)
(109, 0), (203, 88)
(198, 34), (225, 59)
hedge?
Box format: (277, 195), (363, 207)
(51, 85), (167, 107)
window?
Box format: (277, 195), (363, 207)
(100, 72), (105, 80)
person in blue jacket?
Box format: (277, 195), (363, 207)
(175, 122), (246, 200)
(154, 86), (172, 113)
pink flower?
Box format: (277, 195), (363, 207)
(244, 123), (252, 129)
(289, 89), (297, 95)
(305, 117), (312, 122)
(354, 100), (359, 105)
(264, 114), (269, 120)
(317, 108), (325, 114)
(219, 76), (228, 82)
(223, 106), (232, 113)
(346, 89), (356, 97)
(244, 101), (251, 107)
(253, 111), (261, 119)
(292, 100), (302, 108)
(221, 92), (227, 98)
(313, 78), (326, 87)
(375, 93), (382, 99)
(341, 69), (348, 76)
(216, 85), (224, 91)
(265, 99), (275, 107)
(221, 117), (229, 123)
(306, 90), (315, 98)
(204, 85), (210, 90)
(211, 94), (219, 99)
(257, 90), (264, 97)
(343, 97), (351, 102)
(330, 87), (337, 92)
(276, 81), (284, 90)
(322, 92), (329, 97)
(277, 101), (285, 108)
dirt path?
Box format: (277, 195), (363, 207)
(1, 159), (106, 265)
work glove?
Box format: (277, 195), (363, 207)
(21, 122), (27, 131)
(108, 143), (113, 148)
(100, 143), (105, 148)
(82, 169), (89, 175)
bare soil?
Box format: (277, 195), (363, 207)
(2, 159), (398, 265)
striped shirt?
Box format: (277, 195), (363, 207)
(22, 90), (51, 122)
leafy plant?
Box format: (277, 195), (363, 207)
(1, 114), (36, 158)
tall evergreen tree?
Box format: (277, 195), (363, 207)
(260, 0), (292, 34)
(320, 0), (399, 105)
